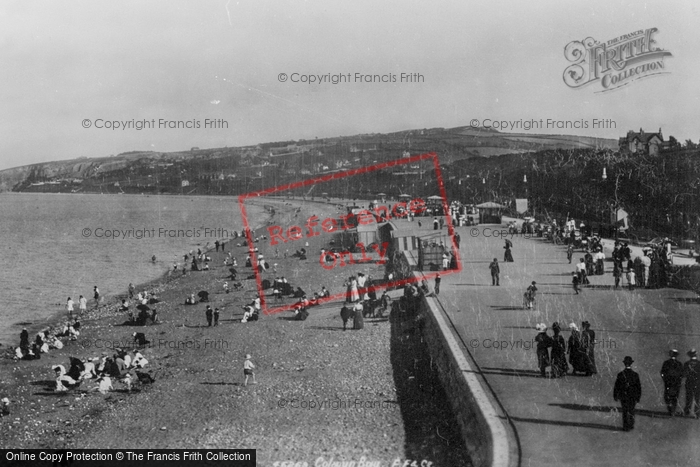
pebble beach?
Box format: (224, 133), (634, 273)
(0, 197), (471, 467)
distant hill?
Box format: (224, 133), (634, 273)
(0, 125), (618, 195)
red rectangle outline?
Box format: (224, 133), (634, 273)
(237, 152), (462, 315)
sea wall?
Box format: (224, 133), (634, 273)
(409, 271), (515, 467)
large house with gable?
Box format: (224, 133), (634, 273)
(618, 128), (669, 156)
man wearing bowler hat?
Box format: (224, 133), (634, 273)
(614, 356), (641, 431)
(683, 348), (700, 418)
(660, 349), (684, 416)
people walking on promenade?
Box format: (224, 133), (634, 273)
(489, 258), (500, 286)
(535, 323), (552, 377)
(594, 249), (605, 275)
(584, 251), (594, 277)
(566, 244), (574, 264)
(660, 349), (684, 416)
(434, 273), (441, 295)
(524, 281), (537, 309)
(504, 239), (514, 262)
(581, 321), (597, 376)
(613, 356), (642, 431)
(572, 272), (581, 294)
(550, 322), (568, 378)
(568, 323), (588, 375)
(684, 349), (700, 418)
(613, 262), (623, 289)
(627, 268), (636, 291)
(576, 259), (589, 285)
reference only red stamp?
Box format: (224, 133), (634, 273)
(238, 152), (460, 315)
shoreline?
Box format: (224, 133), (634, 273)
(2, 199), (275, 351)
(0, 194), (470, 466)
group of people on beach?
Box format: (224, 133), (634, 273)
(51, 345), (150, 394)
(14, 321), (81, 361)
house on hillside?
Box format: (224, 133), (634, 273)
(618, 128), (669, 156)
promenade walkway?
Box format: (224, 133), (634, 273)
(410, 221), (700, 466)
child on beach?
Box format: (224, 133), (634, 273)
(66, 297), (74, 318)
(244, 354), (256, 386)
(79, 295), (87, 315)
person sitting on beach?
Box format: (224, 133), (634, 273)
(66, 324), (79, 340)
(92, 375), (113, 394)
(203, 263), (210, 271)
(132, 332), (149, 347)
(294, 304), (309, 321)
(185, 293), (197, 305)
(117, 349), (131, 368)
(14, 346), (28, 360)
(137, 308), (150, 326)
(120, 299), (130, 312)
(308, 293), (320, 306)
(150, 308), (159, 323)
(80, 358), (98, 380)
(320, 286), (330, 298)
(113, 353), (128, 375)
(48, 335), (64, 350)
(132, 350), (148, 368)
(223, 282), (229, 294)
(241, 305), (254, 323)
(53, 365), (79, 392)
(198, 291), (210, 302)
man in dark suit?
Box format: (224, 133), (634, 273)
(684, 348), (700, 418)
(614, 356), (642, 431)
(660, 349), (684, 416)
(489, 258), (500, 286)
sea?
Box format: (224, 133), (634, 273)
(0, 192), (268, 347)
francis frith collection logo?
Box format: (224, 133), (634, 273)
(563, 28), (672, 92)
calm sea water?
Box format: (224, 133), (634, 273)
(0, 192), (267, 346)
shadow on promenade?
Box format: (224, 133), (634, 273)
(389, 299), (472, 466)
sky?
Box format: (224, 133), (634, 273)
(1, 0), (699, 170)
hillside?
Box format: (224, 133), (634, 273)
(0, 126), (617, 196)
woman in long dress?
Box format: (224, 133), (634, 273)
(534, 323), (552, 377)
(504, 239), (514, 262)
(567, 323), (588, 375)
(352, 301), (364, 330)
(349, 276), (360, 302)
(550, 322), (568, 377)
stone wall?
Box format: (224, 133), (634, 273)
(410, 271), (515, 467)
